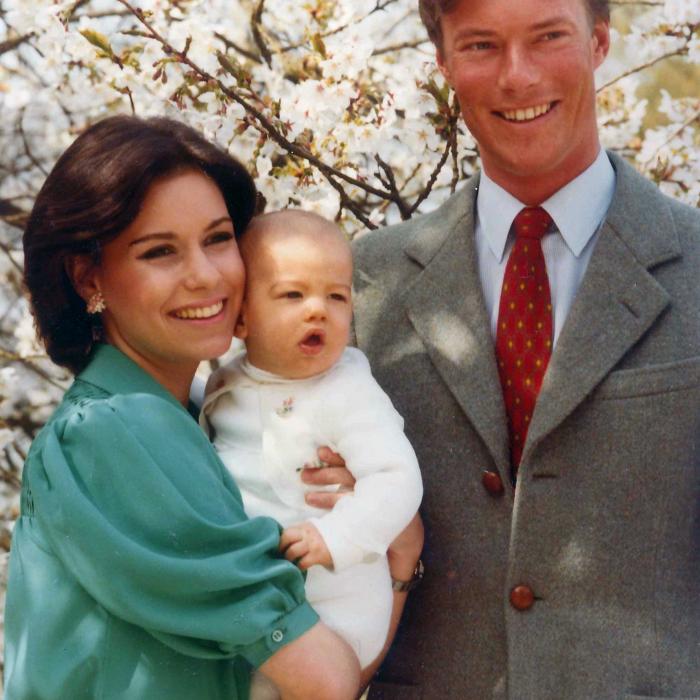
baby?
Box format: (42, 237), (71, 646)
(200, 209), (422, 696)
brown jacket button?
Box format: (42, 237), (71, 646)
(510, 585), (535, 611)
(482, 470), (504, 495)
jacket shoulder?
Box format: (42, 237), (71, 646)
(352, 179), (477, 274)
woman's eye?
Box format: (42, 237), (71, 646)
(138, 245), (175, 260)
(206, 231), (235, 245)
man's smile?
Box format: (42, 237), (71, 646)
(496, 102), (557, 122)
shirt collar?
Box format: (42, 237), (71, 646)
(77, 343), (197, 418)
(476, 149), (615, 262)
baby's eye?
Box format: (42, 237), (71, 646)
(329, 293), (348, 302)
(138, 245), (176, 260)
(284, 291), (303, 299)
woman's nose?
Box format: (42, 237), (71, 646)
(183, 249), (219, 290)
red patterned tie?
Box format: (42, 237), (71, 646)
(495, 207), (553, 473)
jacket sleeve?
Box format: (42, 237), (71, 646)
(310, 353), (423, 571)
(31, 393), (318, 669)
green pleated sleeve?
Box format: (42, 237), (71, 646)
(30, 390), (317, 667)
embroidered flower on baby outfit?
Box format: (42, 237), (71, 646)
(275, 397), (294, 417)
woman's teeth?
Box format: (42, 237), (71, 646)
(502, 103), (553, 122)
(174, 301), (223, 319)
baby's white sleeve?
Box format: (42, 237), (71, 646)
(310, 352), (423, 571)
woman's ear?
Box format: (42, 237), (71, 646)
(234, 302), (248, 340)
(64, 254), (101, 303)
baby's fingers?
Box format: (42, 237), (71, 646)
(279, 527), (302, 553)
(282, 540), (310, 563)
(297, 553), (321, 570)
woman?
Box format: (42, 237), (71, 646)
(4, 115), (420, 699)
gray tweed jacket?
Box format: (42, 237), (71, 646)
(352, 152), (700, 700)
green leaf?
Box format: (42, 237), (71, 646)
(79, 29), (113, 56)
(311, 33), (326, 58)
(216, 51), (249, 85)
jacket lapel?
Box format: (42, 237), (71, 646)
(523, 153), (681, 467)
(402, 175), (512, 486)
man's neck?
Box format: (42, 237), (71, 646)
(481, 146), (602, 206)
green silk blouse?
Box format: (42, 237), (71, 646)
(4, 344), (318, 699)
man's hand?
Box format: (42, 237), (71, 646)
(301, 446), (356, 509)
(280, 521), (333, 570)
(387, 513), (424, 582)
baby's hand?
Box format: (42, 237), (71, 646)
(279, 521), (333, 570)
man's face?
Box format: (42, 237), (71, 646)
(437, 0), (610, 202)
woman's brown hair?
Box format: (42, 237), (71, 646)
(23, 115), (257, 374)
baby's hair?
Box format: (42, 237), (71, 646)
(240, 208), (349, 264)
(244, 209), (344, 240)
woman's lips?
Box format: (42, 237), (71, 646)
(171, 299), (225, 320)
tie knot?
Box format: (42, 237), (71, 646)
(513, 207), (552, 240)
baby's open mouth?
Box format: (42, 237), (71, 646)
(299, 330), (325, 353)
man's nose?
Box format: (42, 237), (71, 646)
(498, 45), (539, 92)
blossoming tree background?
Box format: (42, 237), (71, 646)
(0, 0), (698, 673)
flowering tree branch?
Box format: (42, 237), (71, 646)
(115, 0), (457, 226)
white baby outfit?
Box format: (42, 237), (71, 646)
(201, 347), (422, 677)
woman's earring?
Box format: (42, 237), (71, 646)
(87, 292), (106, 314)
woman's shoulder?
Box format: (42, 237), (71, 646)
(47, 379), (205, 452)
(29, 379), (231, 511)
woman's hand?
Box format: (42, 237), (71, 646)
(300, 447), (355, 509)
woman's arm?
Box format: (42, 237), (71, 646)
(258, 622), (360, 700)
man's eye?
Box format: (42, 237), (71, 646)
(541, 31), (565, 41)
(138, 245), (175, 260)
(465, 41), (494, 51)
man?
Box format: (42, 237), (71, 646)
(351, 0), (700, 697)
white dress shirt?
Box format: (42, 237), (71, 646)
(475, 149), (615, 346)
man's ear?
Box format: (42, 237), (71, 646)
(234, 301), (248, 340)
(436, 49), (452, 84)
(591, 19), (611, 69)
(65, 254), (101, 303)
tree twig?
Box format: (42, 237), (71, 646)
(0, 33), (34, 57)
(597, 44), (690, 92)
(642, 107), (700, 167)
(251, 0), (272, 67)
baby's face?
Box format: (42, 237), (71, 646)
(238, 223), (353, 379)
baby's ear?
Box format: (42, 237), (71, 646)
(234, 302), (248, 340)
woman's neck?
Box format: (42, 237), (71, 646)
(104, 338), (197, 406)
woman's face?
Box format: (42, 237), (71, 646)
(90, 170), (245, 385)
